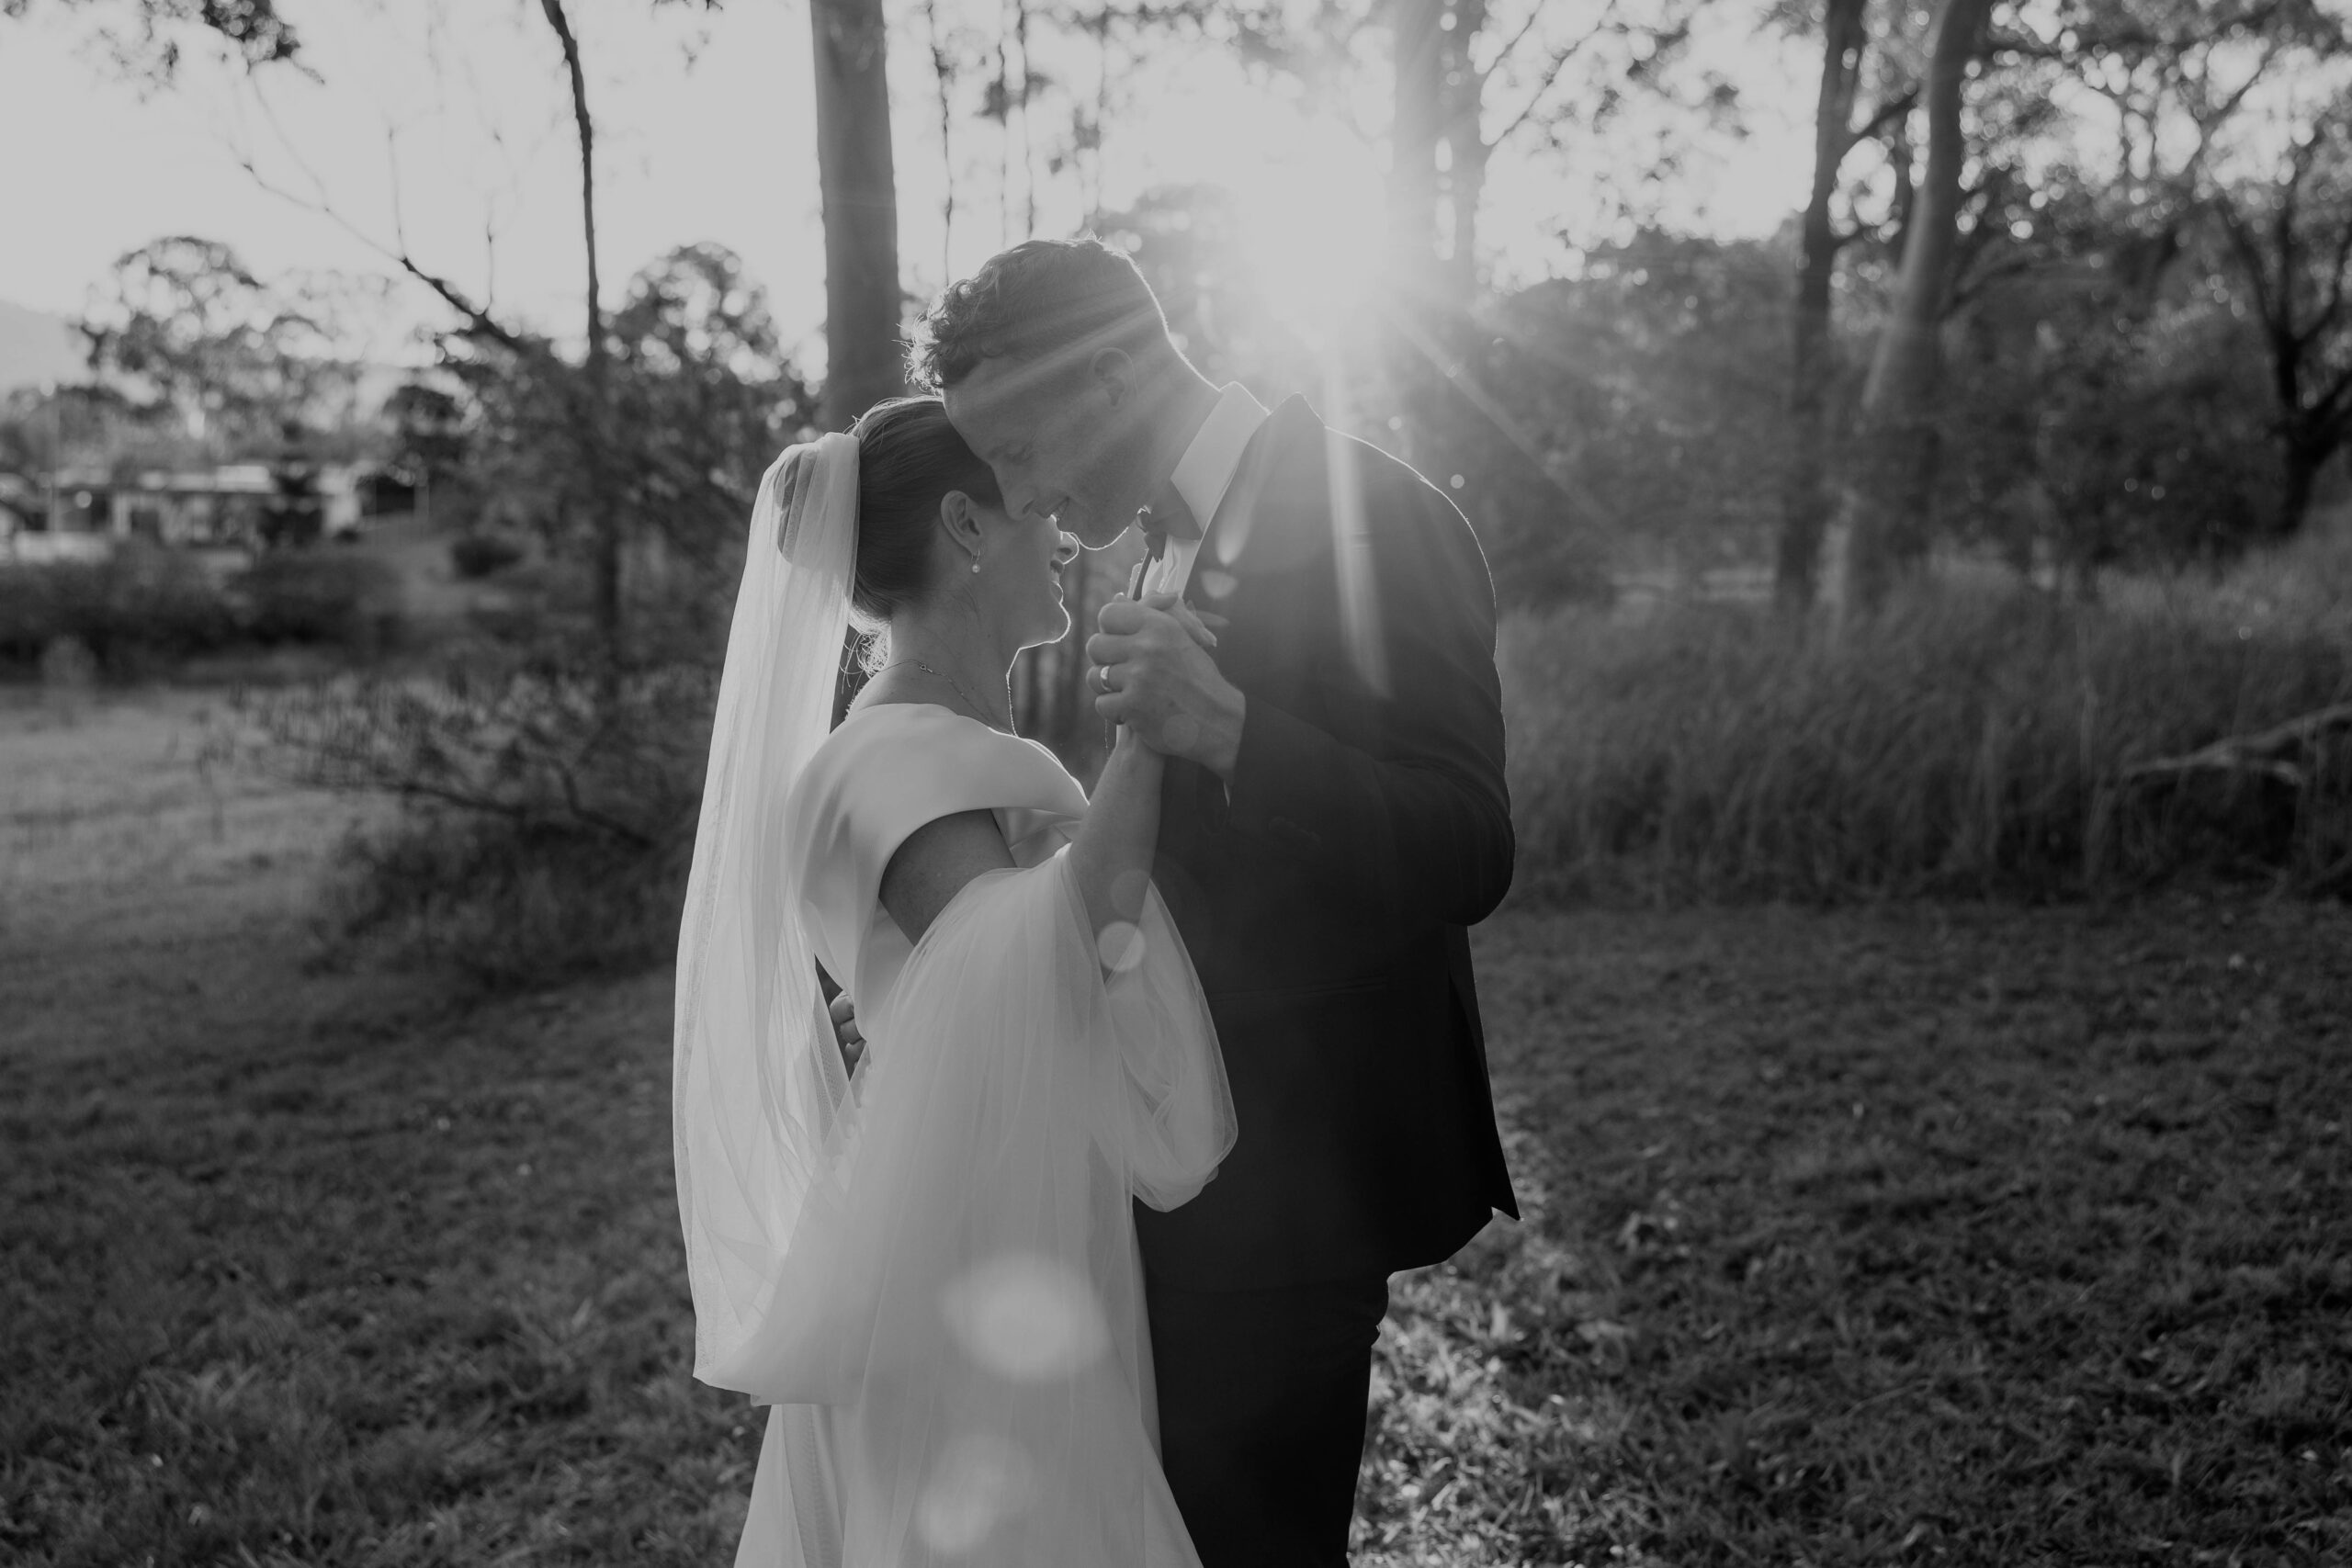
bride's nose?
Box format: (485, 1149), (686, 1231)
(1052, 533), (1080, 566)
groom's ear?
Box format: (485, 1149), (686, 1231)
(1089, 347), (1135, 410)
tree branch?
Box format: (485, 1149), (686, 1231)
(1484, 0), (1625, 152)
(1477, 0), (1559, 84)
(2122, 703), (2352, 793)
(233, 153), (530, 355)
(2213, 191), (2280, 335)
(1849, 85), (1918, 154)
(226, 74), (529, 354)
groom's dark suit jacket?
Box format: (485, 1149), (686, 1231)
(1135, 395), (1520, 1292)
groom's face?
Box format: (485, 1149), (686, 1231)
(944, 351), (1149, 552)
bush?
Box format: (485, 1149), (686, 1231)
(1503, 581), (2352, 902)
(0, 547), (241, 676)
(449, 530), (526, 580)
(318, 811), (692, 988)
(234, 548), (401, 649)
(245, 665), (714, 988)
(0, 545), (407, 680)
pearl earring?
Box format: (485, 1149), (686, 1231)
(969, 551), (982, 575)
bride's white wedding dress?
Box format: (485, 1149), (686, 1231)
(724, 702), (1234, 1566)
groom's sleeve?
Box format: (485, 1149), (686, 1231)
(1219, 467), (1513, 931)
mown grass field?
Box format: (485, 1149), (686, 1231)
(5, 692), (2348, 1565)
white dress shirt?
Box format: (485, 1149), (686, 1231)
(1145, 382), (1272, 600)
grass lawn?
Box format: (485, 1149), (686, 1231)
(1366, 901), (2352, 1566)
(6, 693), (2348, 1565)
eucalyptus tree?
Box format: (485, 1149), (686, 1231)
(79, 235), (366, 448)
(2175, 2), (2352, 535)
(808, 0), (908, 426)
(1774, 0), (1919, 607)
(1826, 0), (1997, 617)
(2212, 88), (2352, 536)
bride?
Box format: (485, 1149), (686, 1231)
(673, 396), (1237, 1566)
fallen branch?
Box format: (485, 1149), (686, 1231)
(2121, 703), (2352, 791)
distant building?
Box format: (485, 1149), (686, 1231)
(3, 460), (398, 560)
(0, 471), (36, 533)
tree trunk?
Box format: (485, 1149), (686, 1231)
(923, 0), (956, 283)
(537, 0), (623, 677)
(2279, 432), (2327, 537)
(1826, 0), (1990, 621)
(1385, 0), (1445, 463)
(1778, 0), (1868, 611)
(1439, 0), (1490, 312)
(1386, 0), (1443, 287)
(1442, 123), (1488, 315)
(811, 0), (907, 428)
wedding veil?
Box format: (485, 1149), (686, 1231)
(673, 432), (862, 1390)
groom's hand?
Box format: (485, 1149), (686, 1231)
(1090, 592), (1245, 778)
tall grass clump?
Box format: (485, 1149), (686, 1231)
(1503, 578), (2352, 903)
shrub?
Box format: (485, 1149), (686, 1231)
(449, 530), (526, 580)
(245, 665), (714, 988)
(317, 810), (693, 988)
(1503, 580), (2352, 903)
(234, 548), (401, 649)
(0, 547), (240, 676)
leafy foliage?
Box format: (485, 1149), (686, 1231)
(0, 547), (238, 674)
(241, 666), (716, 987)
(0, 546), (401, 676)
(76, 237), (380, 452)
(605, 243), (814, 568)
(2, 0), (302, 81)
(424, 244), (808, 660)
(1436, 232), (1793, 603)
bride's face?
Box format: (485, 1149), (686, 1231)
(971, 496), (1080, 650)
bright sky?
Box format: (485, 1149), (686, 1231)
(0, 0), (1813, 368)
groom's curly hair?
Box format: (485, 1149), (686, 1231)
(912, 238), (1175, 389)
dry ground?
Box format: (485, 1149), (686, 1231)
(4, 692), (2347, 1565)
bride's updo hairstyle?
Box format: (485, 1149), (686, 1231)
(845, 396), (1004, 626)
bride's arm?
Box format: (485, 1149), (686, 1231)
(877, 726), (1164, 951)
(1066, 722), (1165, 945)
(877, 812), (1015, 944)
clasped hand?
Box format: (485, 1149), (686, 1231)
(1088, 592), (1243, 775)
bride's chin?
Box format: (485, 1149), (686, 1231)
(1014, 613), (1069, 653)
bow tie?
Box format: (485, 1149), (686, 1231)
(1137, 495), (1202, 564)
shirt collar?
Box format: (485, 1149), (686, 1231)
(1168, 382), (1272, 535)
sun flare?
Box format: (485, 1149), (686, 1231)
(1224, 119), (1389, 349)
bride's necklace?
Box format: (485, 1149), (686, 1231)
(883, 658), (1011, 731)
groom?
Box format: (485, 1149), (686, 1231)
(924, 238), (1518, 1567)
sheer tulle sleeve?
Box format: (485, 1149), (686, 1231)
(718, 846), (1232, 1564)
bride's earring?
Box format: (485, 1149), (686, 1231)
(969, 549), (982, 575)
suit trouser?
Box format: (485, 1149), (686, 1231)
(1144, 1269), (1392, 1568)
